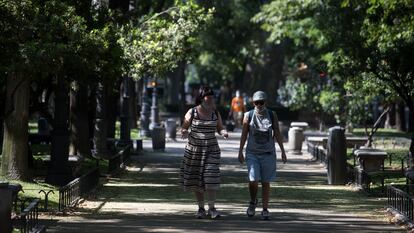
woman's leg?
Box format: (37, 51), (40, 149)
(206, 189), (217, 209)
(195, 191), (204, 209)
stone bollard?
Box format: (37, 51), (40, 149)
(152, 126), (166, 151)
(164, 119), (177, 140)
(290, 122), (309, 132)
(327, 126), (347, 185)
(0, 181), (12, 233)
(288, 127), (304, 154)
(133, 139), (143, 152)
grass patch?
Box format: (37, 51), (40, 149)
(114, 121), (142, 140)
(29, 122), (38, 134)
(353, 128), (411, 138)
(0, 176), (59, 210)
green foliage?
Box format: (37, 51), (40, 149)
(255, 0), (414, 128)
(119, 2), (212, 79)
(278, 75), (321, 112)
(319, 89), (341, 121)
(191, 0), (264, 83)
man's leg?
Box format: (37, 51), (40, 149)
(247, 181), (259, 217)
(261, 182), (270, 209)
(249, 181), (259, 202)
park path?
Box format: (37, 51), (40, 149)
(48, 131), (403, 233)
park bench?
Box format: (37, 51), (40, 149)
(93, 139), (132, 174)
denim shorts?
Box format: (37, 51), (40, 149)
(246, 151), (276, 182)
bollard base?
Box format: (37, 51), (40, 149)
(289, 150), (303, 155)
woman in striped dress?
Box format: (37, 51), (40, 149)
(180, 86), (228, 219)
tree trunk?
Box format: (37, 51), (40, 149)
(407, 100), (414, 159)
(120, 77), (131, 143)
(395, 101), (405, 131)
(46, 76), (71, 185)
(242, 42), (284, 106)
(69, 82), (91, 157)
(179, 64), (186, 118)
(129, 79), (137, 129)
(105, 85), (117, 140)
(384, 103), (396, 129)
(1, 74), (30, 180)
(93, 82), (109, 158)
(166, 64), (182, 110)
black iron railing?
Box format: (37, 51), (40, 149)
(59, 167), (100, 211)
(387, 185), (414, 222)
(307, 142), (328, 164)
(13, 198), (46, 233)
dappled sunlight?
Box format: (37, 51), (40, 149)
(104, 183), (176, 187)
(47, 134), (402, 232)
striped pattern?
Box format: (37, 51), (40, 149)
(180, 108), (221, 192)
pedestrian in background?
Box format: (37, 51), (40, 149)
(229, 90), (246, 128)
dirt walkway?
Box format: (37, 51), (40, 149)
(48, 131), (403, 233)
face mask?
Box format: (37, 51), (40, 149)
(255, 105), (265, 114)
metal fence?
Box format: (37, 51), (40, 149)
(307, 142), (328, 164)
(387, 185), (414, 222)
(58, 167), (100, 211)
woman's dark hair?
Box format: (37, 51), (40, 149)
(195, 86), (214, 105)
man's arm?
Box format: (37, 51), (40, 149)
(238, 114), (249, 164)
(272, 112), (287, 163)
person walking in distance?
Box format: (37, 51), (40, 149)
(238, 91), (287, 220)
(229, 90), (246, 128)
(180, 86), (229, 219)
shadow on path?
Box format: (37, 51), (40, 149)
(48, 133), (402, 233)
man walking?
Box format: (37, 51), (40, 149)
(238, 91), (287, 220)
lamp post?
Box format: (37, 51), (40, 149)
(149, 79), (159, 131)
(140, 77), (150, 137)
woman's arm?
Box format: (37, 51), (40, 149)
(181, 108), (193, 139)
(216, 112), (228, 139)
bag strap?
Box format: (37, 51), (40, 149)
(248, 109), (254, 123)
(189, 107), (219, 123)
(189, 107), (195, 124)
(268, 109), (276, 134)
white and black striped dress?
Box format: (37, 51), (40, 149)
(180, 108), (221, 192)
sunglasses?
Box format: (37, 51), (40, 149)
(254, 100), (265, 105)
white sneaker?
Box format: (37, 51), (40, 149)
(261, 209), (270, 220)
(246, 199), (258, 217)
(196, 208), (206, 219)
(208, 208), (220, 219)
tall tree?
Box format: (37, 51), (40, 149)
(255, 0), (414, 154)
